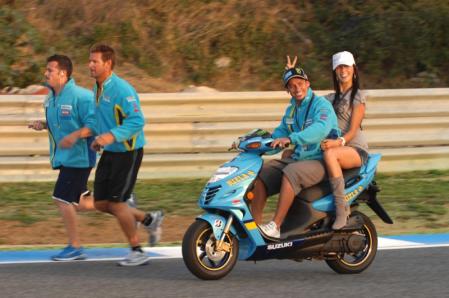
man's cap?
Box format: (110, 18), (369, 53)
(332, 51), (356, 70)
(283, 67), (308, 87)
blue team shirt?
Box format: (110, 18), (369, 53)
(272, 88), (340, 160)
(44, 78), (97, 169)
(93, 73), (146, 152)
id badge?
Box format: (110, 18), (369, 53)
(286, 118), (294, 125)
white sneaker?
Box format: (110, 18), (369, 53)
(149, 226), (162, 247)
(117, 250), (151, 267)
(144, 210), (164, 246)
(126, 193), (138, 209)
(259, 221), (280, 239)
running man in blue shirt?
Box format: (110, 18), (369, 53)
(29, 54), (97, 261)
(88, 44), (163, 266)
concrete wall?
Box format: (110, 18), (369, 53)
(1, 88), (449, 182)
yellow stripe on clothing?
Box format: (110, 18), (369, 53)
(114, 104), (137, 151)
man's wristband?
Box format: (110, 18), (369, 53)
(338, 137), (346, 146)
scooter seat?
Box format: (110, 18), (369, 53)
(296, 167), (361, 203)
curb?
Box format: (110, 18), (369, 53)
(1, 234), (449, 264)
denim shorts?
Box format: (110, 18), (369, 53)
(53, 166), (92, 204)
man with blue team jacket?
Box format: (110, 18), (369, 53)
(252, 66), (340, 240)
(88, 44), (163, 267)
(29, 54), (97, 261)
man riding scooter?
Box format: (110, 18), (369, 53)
(253, 66), (340, 240)
(182, 65), (392, 280)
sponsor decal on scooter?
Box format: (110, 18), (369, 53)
(345, 185), (364, 202)
(244, 221), (257, 230)
(214, 219), (223, 228)
(267, 242), (293, 250)
(226, 170), (256, 186)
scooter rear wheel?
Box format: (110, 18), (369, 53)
(326, 211), (378, 274)
(182, 219), (239, 280)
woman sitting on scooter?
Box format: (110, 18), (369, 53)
(284, 51), (368, 229)
(322, 51), (369, 229)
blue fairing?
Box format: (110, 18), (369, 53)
(197, 151), (269, 259)
(196, 214), (262, 260)
(196, 214), (236, 240)
(312, 153), (381, 212)
(199, 152), (262, 215)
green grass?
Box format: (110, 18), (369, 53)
(1, 170), (449, 235)
(357, 170), (449, 235)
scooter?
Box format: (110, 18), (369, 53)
(182, 129), (393, 280)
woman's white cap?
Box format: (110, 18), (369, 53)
(332, 51), (356, 70)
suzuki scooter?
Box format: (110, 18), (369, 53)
(182, 129), (393, 280)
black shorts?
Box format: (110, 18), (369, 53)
(353, 147), (369, 165)
(53, 167), (92, 205)
(94, 148), (143, 202)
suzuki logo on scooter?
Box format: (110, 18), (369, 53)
(226, 170), (256, 186)
(267, 242), (293, 250)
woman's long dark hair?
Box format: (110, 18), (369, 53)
(332, 64), (360, 108)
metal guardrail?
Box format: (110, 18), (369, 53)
(0, 88), (449, 182)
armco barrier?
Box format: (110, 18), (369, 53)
(0, 88), (448, 182)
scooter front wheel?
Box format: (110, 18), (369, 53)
(182, 219), (239, 280)
(325, 211), (378, 274)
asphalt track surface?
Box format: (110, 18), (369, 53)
(1, 246), (448, 298)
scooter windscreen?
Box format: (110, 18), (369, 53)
(235, 129), (280, 155)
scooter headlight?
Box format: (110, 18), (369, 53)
(208, 166), (238, 184)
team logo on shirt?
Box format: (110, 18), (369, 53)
(319, 109), (328, 120)
(305, 118), (313, 127)
(126, 96), (136, 102)
(60, 105), (72, 119)
(132, 102), (140, 113)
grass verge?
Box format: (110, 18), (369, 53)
(0, 170), (448, 239)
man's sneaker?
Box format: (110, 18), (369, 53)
(144, 210), (164, 247)
(117, 250), (151, 267)
(149, 227), (162, 247)
(127, 193), (140, 228)
(126, 193), (138, 209)
(51, 245), (86, 261)
(259, 221), (281, 240)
